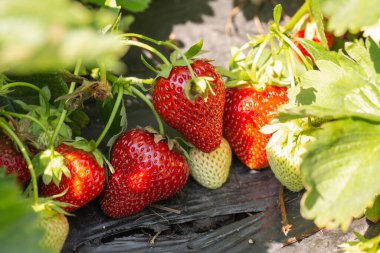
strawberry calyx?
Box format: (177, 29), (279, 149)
(260, 118), (315, 154)
(33, 189), (75, 217)
(119, 34), (217, 103)
(184, 76), (216, 103)
(155, 40), (205, 79)
(223, 4), (329, 90)
(33, 149), (70, 187)
(143, 126), (191, 161)
(143, 126), (174, 149)
(63, 137), (115, 174)
(33, 136), (114, 189)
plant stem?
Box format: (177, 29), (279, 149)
(120, 40), (170, 66)
(272, 28), (313, 70)
(164, 41), (197, 79)
(2, 82), (50, 115)
(51, 60), (82, 148)
(95, 85), (124, 148)
(278, 186), (292, 236)
(229, 41), (251, 69)
(107, 73), (154, 86)
(99, 62), (107, 84)
(0, 118), (38, 204)
(282, 227), (321, 247)
(285, 48), (296, 88)
(130, 86), (164, 135)
(121, 33), (197, 79)
(251, 35), (270, 81)
(0, 111), (48, 133)
(284, 2), (309, 31)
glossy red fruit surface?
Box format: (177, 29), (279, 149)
(101, 129), (189, 218)
(223, 85), (288, 169)
(0, 133), (31, 184)
(39, 144), (105, 212)
(153, 60), (225, 153)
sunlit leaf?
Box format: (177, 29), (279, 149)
(301, 119), (380, 230)
(0, 171), (49, 253)
(320, 0), (380, 36)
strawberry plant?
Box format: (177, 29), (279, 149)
(1, 0), (380, 252)
(223, 0), (380, 249)
(279, 39), (380, 230)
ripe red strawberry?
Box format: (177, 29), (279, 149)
(153, 59), (225, 153)
(39, 144), (105, 212)
(100, 129), (189, 218)
(293, 28), (334, 60)
(223, 85), (288, 169)
(0, 133), (30, 184)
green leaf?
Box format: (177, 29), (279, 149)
(280, 57), (380, 122)
(365, 195), (380, 223)
(309, 0), (327, 48)
(170, 51), (178, 65)
(273, 4), (282, 25)
(92, 149), (104, 168)
(98, 97), (127, 137)
(225, 79), (248, 88)
(116, 0), (151, 12)
(119, 15), (135, 32)
(0, 171), (49, 253)
(7, 73), (67, 106)
(173, 59), (194, 67)
(300, 119), (380, 230)
(104, 97), (126, 172)
(141, 55), (158, 74)
(81, 0), (106, 6)
(68, 109), (90, 137)
(320, 0), (380, 36)
(157, 64), (173, 79)
(33, 150), (69, 186)
(297, 39), (339, 64)
(215, 66), (239, 80)
(0, 0), (125, 73)
(345, 38), (380, 80)
(362, 19), (380, 44)
(64, 137), (93, 152)
(12, 100), (36, 112)
(184, 40), (203, 60)
(39, 86), (51, 109)
(340, 232), (380, 253)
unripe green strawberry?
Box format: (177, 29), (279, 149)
(262, 120), (314, 192)
(39, 211), (69, 253)
(189, 137), (232, 189)
(267, 141), (304, 192)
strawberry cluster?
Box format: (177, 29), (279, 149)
(0, 11), (337, 252)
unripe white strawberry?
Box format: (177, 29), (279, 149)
(262, 119), (314, 192)
(39, 211), (69, 253)
(189, 137), (232, 189)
